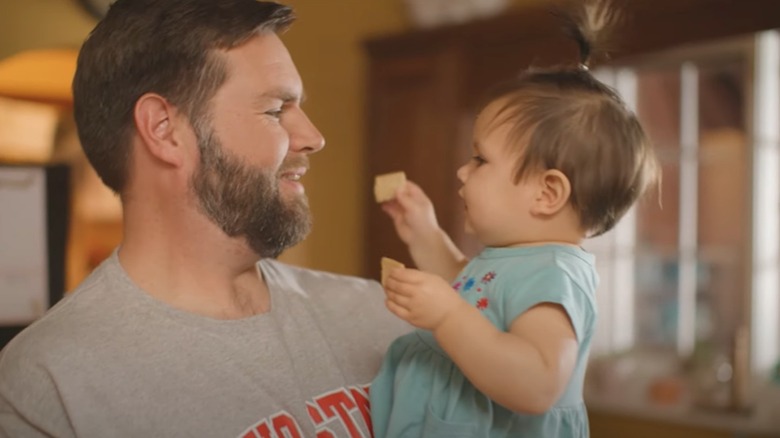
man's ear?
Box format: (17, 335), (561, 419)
(531, 169), (572, 216)
(134, 93), (188, 167)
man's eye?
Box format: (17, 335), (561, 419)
(471, 156), (486, 166)
(266, 109), (283, 119)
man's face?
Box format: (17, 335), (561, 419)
(191, 33), (325, 257)
(191, 124), (310, 258)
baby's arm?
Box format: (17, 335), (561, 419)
(435, 303), (579, 414)
(383, 267), (578, 414)
(381, 181), (467, 282)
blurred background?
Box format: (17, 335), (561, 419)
(1, 0), (780, 437)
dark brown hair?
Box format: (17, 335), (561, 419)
(72, 0), (295, 193)
(481, 0), (659, 236)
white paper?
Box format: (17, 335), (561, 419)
(0, 167), (48, 325)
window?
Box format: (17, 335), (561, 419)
(585, 31), (780, 386)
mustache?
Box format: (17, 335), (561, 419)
(277, 156), (310, 175)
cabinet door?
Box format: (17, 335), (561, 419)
(364, 47), (470, 278)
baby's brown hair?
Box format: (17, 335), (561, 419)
(481, 0), (659, 236)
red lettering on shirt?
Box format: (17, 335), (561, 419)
(239, 411), (303, 438)
(308, 401), (336, 438)
(271, 412), (303, 438)
(315, 429), (337, 438)
(240, 421), (271, 438)
(315, 389), (364, 437)
(237, 384), (373, 438)
(349, 385), (372, 435)
(307, 402), (324, 424)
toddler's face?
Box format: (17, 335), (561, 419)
(456, 100), (538, 247)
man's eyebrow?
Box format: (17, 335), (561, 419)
(255, 88), (307, 104)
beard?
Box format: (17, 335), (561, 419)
(190, 123), (312, 259)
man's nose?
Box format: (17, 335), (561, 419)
(289, 109), (325, 154)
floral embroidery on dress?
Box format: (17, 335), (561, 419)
(452, 275), (468, 291)
(481, 271), (497, 284)
(476, 297), (489, 310)
(463, 278), (476, 291)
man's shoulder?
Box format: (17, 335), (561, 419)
(0, 261), (115, 369)
(0, 296), (79, 380)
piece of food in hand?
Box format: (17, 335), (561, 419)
(380, 257), (405, 286)
(374, 171), (406, 203)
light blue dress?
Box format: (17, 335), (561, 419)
(370, 245), (598, 438)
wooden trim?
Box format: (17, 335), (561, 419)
(365, 0), (780, 61)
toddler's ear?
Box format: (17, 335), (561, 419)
(531, 169), (571, 216)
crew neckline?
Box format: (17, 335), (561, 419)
(478, 244), (594, 265)
(105, 249), (280, 329)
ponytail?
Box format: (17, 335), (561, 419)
(557, 0), (622, 68)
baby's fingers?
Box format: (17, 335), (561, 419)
(385, 289), (412, 309)
(388, 267), (432, 286)
(383, 274), (411, 296)
(385, 298), (411, 321)
(381, 200), (403, 218)
(404, 181), (433, 203)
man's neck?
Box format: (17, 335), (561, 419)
(118, 214), (271, 319)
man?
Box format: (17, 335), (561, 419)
(0, 1), (409, 436)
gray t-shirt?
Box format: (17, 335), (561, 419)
(0, 252), (410, 437)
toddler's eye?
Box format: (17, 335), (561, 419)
(471, 156), (486, 166)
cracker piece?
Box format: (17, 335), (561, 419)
(374, 171), (406, 203)
(380, 257), (405, 286)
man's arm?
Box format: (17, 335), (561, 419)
(0, 350), (76, 438)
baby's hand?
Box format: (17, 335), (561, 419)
(383, 267), (467, 330)
(381, 181), (440, 247)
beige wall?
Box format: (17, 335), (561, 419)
(0, 0), (540, 279)
(0, 0), (95, 59)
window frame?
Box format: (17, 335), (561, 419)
(586, 30), (780, 376)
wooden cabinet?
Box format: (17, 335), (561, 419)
(362, 0), (780, 278)
(365, 45), (466, 275)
